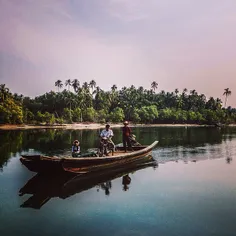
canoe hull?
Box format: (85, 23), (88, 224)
(20, 141), (158, 174)
(20, 158), (64, 173)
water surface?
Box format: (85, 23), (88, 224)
(0, 127), (236, 236)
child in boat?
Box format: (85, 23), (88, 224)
(72, 140), (81, 157)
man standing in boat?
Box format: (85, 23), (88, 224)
(122, 121), (133, 152)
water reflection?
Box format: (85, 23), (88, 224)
(99, 181), (112, 195)
(1, 127), (236, 170)
(226, 157), (233, 164)
(122, 175), (131, 191)
(19, 161), (157, 209)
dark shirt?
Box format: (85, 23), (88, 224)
(122, 126), (131, 137)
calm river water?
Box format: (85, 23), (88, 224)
(0, 127), (236, 236)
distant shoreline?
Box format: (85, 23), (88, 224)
(0, 123), (235, 130)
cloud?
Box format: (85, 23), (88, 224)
(0, 0), (148, 95)
(106, 0), (150, 21)
(0, 0), (236, 106)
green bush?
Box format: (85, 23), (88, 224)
(109, 107), (125, 122)
(83, 107), (97, 122)
(73, 108), (82, 122)
(139, 105), (158, 123)
(62, 108), (73, 123)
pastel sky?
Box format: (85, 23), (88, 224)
(0, 0), (235, 106)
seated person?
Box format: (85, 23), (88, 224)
(71, 140), (81, 157)
(129, 134), (141, 146)
(99, 124), (115, 155)
(100, 124), (114, 139)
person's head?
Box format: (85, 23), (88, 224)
(73, 140), (80, 146)
(105, 124), (110, 130)
(124, 121), (129, 126)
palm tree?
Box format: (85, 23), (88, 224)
(89, 80), (96, 93)
(94, 86), (101, 95)
(190, 89), (197, 96)
(13, 93), (24, 104)
(111, 84), (117, 92)
(0, 84), (10, 102)
(94, 86), (104, 110)
(180, 88), (188, 110)
(151, 81), (158, 92)
(65, 93), (78, 122)
(65, 79), (72, 91)
(82, 82), (89, 91)
(71, 79), (80, 93)
(55, 80), (63, 92)
(223, 88), (232, 107)
(138, 86), (144, 93)
(216, 98), (222, 109)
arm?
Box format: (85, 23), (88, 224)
(128, 127), (132, 135)
(110, 130), (114, 138)
(100, 130), (104, 137)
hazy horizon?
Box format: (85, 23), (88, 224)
(0, 0), (235, 106)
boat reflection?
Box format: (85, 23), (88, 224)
(19, 159), (158, 209)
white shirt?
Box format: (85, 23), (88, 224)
(100, 129), (114, 138)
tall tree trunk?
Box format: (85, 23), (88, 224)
(224, 95), (228, 107)
(70, 101), (72, 122)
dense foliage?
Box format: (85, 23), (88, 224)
(0, 84), (23, 124)
(0, 82), (235, 125)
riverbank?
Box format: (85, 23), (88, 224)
(1, 123), (235, 130)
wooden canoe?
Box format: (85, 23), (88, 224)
(20, 140), (158, 174)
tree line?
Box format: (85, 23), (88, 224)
(0, 81), (235, 125)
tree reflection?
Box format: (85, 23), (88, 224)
(1, 127), (236, 170)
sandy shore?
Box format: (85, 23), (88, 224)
(1, 123), (235, 130)
(0, 123), (107, 130)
